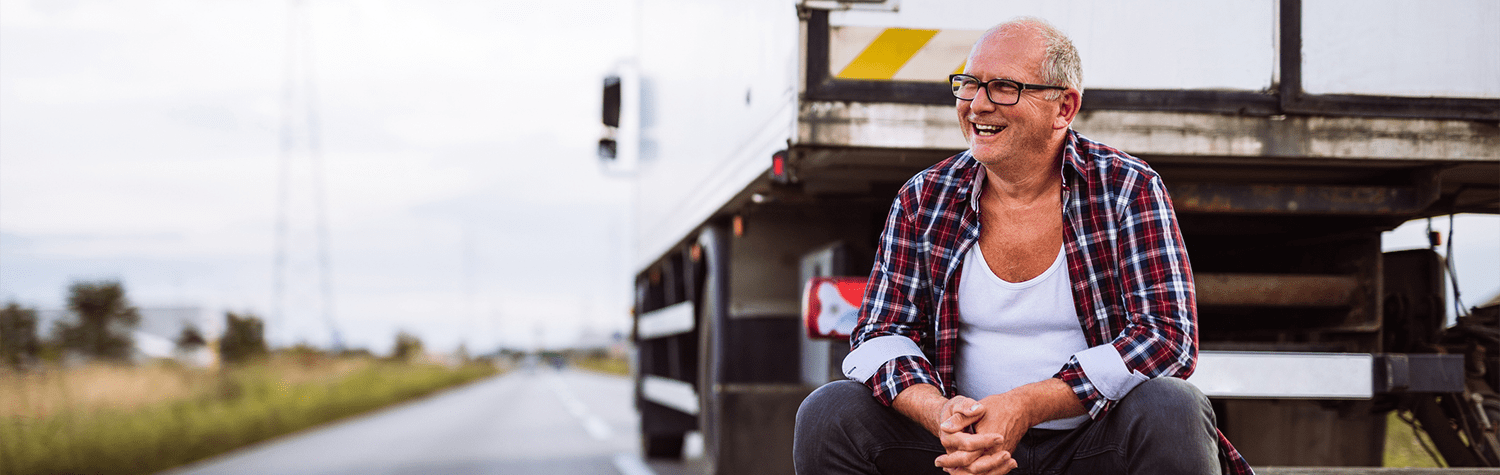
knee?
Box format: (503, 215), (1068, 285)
(794, 380), (870, 465)
(1113, 377), (1221, 473)
(1119, 377), (1214, 430)
(1132, 377), (1210, 411)
(796, 380), (869, 435)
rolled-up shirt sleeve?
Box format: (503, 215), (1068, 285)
(1072, 344), (1150, 400)
(843, 335), (924, 382)
(846, 189), (940, 406)
(1055, 173), (1197, 419)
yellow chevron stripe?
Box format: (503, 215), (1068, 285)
(836, 28), (940, 80)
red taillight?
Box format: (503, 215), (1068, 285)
(771, 150), (789, 184)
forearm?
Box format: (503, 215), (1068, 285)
(986, 378), (1086, 428)
(892, 383), (948, 436)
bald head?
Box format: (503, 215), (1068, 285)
(971, 18), (1083, 97)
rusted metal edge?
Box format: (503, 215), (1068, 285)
(1173, 182), (1439, 215)
(1197, 273), (1359, 308)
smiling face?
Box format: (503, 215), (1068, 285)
(958, 26), (1075, 168)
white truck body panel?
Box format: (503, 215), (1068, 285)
(1303, 0), (1500, 98)
(631, 0), (800, 269)
(828, 1), (1276, 91)
(825, 0), (1499, 97)
(626, 0), (1500, 269)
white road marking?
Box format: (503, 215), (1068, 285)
(612, 452), (657, 475)
(583, 416), (613, 440)
(549, 373), (615, 441)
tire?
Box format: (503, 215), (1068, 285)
(643, 433), (685, 459)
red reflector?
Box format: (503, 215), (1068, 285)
(802, 277), (868, 340)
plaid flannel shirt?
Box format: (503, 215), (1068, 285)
(847, 130), (1252, 474)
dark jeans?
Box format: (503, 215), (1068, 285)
(792, 378), (1223, 475)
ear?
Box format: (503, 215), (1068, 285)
(1053, 88), (1081, 130)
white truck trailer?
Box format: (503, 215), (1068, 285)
(601, 1), (1499, 473)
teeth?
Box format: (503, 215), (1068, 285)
(973, 124), (1004, 135)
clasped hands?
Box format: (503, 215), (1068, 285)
(932, 394), (1028, 475)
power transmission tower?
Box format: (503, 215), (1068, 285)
(274, 0), (341, 350)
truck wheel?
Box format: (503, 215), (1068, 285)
(643, 433), (685, 459)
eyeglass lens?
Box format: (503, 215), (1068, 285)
(951, 76), (1021, 105)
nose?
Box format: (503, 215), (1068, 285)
(969, 85), (1000, 113)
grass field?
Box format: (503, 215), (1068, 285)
(16, 353), (1438, 473)
(0, 356), (498, 475)
(573, 355), (630, 376)
(1384, 409), (1446, 468)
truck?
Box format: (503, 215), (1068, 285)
(599, 1), (1500, 473)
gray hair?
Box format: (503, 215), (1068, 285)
(980, 17), (1083, 98)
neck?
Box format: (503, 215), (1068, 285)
(981, 146), (1063, 204)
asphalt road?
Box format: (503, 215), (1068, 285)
(159, 367), (706, 475)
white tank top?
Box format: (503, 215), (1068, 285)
(955, 244), (1090, 430)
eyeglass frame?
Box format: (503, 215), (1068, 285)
(948, 73), (1067, 105)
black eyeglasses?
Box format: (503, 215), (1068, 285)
(949, 74), (1066, 105)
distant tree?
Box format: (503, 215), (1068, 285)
(282, 342), (328, 367)
(337, 347), (374, 359)
(282, 342), (325, 357)
(392, 330), (424, 361)
(54, 280), (139, 361)
(455, 342), (470, 363)
(219, 312), (268, 364)
(175, 323), (207, 352)
(0, 302), (40, 368)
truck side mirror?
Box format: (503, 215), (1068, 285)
(602, 76), (621, 128)
(599, 76), (622, 160)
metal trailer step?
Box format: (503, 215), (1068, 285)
(1255, 468), (1500, 474)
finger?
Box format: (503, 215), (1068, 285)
(939, 407), (986, 433)
(956, 399), (985, 417)
(995, 456), (1019, 475)
(941, 396), (975, 418)
(933, 448), (981, 468)
(939, 430), (995, 451)
(939, 431), (1004, 452)
(986, 451), (1019, 475)
(939, 411), (980, 433)
(944, 397), (985, 420)
(966, 449), (1013, 474)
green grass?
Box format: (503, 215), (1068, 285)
(1, 360), (498, 475)
(573, 355), (630, 376)
(1384, 410), (1445, 468)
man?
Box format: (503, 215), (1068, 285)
(792, 18), (1253, 475)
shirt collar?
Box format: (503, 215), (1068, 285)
(1059, 129), (1087, 185)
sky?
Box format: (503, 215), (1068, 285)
(1, 0), (639, 353)
(2, 0), (1496, 356)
